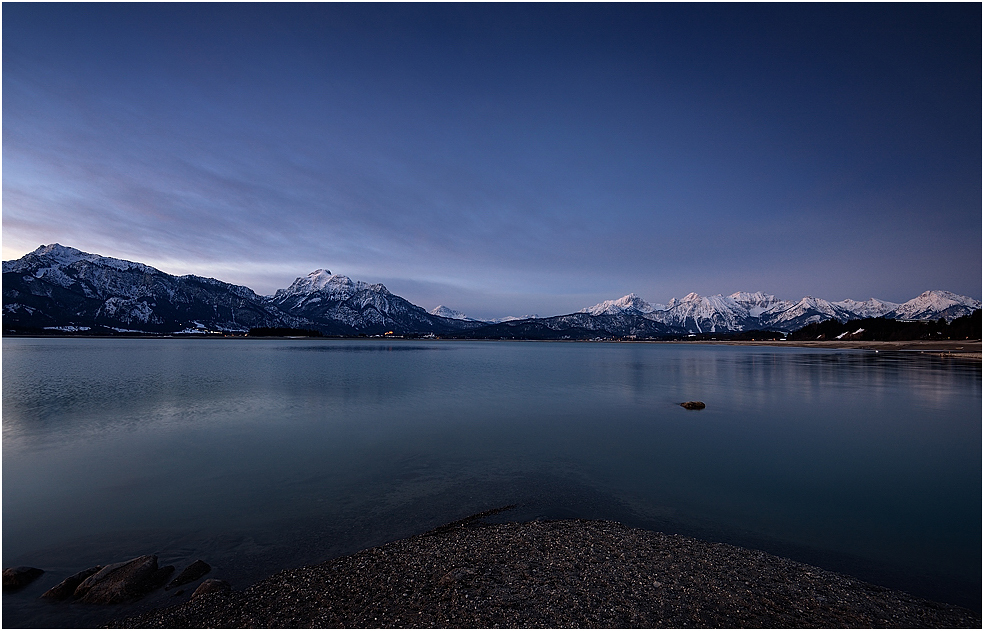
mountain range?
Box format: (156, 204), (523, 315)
(575, 291), (933, 333)
(431, 289), (978, 335)
(3, 245), (474, 336)
(3, 244), (980, 338)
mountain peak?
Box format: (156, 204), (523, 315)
(36, 243), (85, 262)
(430, 305), (471, 320)
(272, 269), (395, 304)
(301, 269), (338, 290)
(580, 293), (664, 316)
(729, 291), (787, 317)
(2, 243), (156, 275)
(831, 297), (898, 318)
(890, 290), (981, 321)
(729, 291), (778, 305)
(917, 289), (968, 302)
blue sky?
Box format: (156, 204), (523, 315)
(3, 4), (980, 318)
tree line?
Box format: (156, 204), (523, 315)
(788, 309), (981, 341)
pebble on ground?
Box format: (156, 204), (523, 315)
(114, 519), (981, 629)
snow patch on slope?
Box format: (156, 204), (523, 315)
(430, 305), (477, 320)
(831, 298), (899, 319)
(488, 314), (539, 323)
(889, 290), (981, 321)
(3, 243), (156, 275)
(580, 293), (666, 316)
(273, 269), (378, 301)
(653, 293), (752, 332)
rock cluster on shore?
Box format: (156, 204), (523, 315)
(114, 518), (981, 629)
(3, 556), (216, 607)
(3, 566), (44, 591)
(68, 555), (174, 605)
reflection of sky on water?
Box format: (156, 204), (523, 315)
(2, 338), (980, 624)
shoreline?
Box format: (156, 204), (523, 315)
(685, 339), (983, 359)
(5, 333), (981, 357)
(115, 517), (981, 629)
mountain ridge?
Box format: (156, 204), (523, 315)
(3, 244), (979, 336)
(578, 290), (978, 334)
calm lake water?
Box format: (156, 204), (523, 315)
(3, 338), (981, 626)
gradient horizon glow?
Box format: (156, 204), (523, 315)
(3, 4), (980, 319)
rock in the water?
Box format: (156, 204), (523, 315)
(166, 560), (211, 590)
(72, 555), (171, 604)
(191, 579), (231, 600)
(3, 567), (44, 591)
(41, 566), (103, 600)
(681, 401), (706, 410)
(151, 565), (176, 589)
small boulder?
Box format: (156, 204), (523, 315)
(166, 560), (211, 590)
(41, 566), (103, 600)
(3, 566), (44, 591)
(73, 555), (171, 604)
(681, 401), (706, 410)
(191, 579), (231, 600)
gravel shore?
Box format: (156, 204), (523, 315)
(114, 515), (980, 628)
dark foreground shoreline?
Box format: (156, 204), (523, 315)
(114, 517), (980, 629)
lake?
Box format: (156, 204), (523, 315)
(3, 338), (981, 626)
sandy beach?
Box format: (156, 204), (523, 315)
(115, 516), (981, 628)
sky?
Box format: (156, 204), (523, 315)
(3, 4), (981, 319)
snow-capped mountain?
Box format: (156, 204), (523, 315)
(581, 291), (791, 332)
(2, 245), (479, 335)
(454, 312), (683, 340)
(270, 269), (383, 315)
(2, 242), (160, 276)
(272, 268), (375, 300)
(580, 289), (979, 333)
(487, 314), (539, 323)
(728, 292), (790, 317)
(430, 305), (477, 321)
(649, 293), (756, 333)
(831, 298), (899, 319)
(756, 295), (855, 331)
(267, 269), (480, 334)
(2, 244), (293, 333)
(3, 245), (979, 337)
(886, 290), (981, 321)
(428, 306), (537, 323)
(580, 293), (666, 316)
